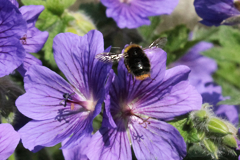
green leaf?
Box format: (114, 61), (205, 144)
(160, 25), (190, 52)
(168, 116), (189, 141)
(22, 0), (76, 16)
(138, 16), (161, 42)
(36, 10), (59, 31)
(41, 19), (66, 68)
(21, 0), (46, 5)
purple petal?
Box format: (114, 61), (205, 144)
(215, 104), (239, 125)
(129, 119), (186, 160)
(86, 120), (132, 160)
(8, 0), (19, 8)
(18, 116), (92, 151)
(0, 37), (26, 77)
(116, 47), (167, 105)
(135, 66), (202, 120)
(0, 123), (20, 160)
(170, 41), (216, 88)
(16, 65), (73, 120)
(132, 0), (179, 17)
(200, 83), (239, 126)
(53, 30), (112, 103)
(194, 0), (240, 26)
(17, 53), (42, 77)
(0, 0), (27, 77)
(0, 0), (27, 39)
(62, 137), (90, 160)
(101, 0), (178, 28)
(19, 5), (48, 53)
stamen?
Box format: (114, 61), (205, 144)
(55, 108), (70, 123)
(60, 93), (75, 107)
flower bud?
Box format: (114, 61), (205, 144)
(188, 128), (205, 143)
(65, 11), (96, 36)
(203, 139), (218, 159)
(207, 117), (230, 136)
(222, 134), (238, 148)
(194, 110), (208, 122)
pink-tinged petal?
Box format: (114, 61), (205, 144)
(116, 47), (167, 104)
(19, 5), (48, 53)
(19, 113), (91, 151)
(53, 31), (112, 101)
(86, 120), (132, 160)
(129, 119), (186, 160)
(136, 66), (202, 120)
(0, 123), (20, 160)
(17, 53), (42, 77)
(16, 65), (73, 120)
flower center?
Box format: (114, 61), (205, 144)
(119, 0), (131, 4)
(121, 108), (151, 128)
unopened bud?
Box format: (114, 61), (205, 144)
(194, 110), (208, 122)
(222, 134), (238, 148)
(203, 139), (218, 159)
(65, 11), (96, 36)
(188, 128), (205, 143)
(207, 117), (230, 136)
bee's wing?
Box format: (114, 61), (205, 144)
(148, 37), (167, 49)
(95, 52), (124, 63)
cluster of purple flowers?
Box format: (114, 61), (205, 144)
(15, 29), (202, 159)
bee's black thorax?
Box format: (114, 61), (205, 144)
(124, 45), (151, 78)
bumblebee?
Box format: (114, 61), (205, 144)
(95, 37), (167, 80)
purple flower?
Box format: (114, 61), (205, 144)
(16, 30), (113, 151)
(101, 0), (179, 28)
(0, 0), (27, 77)
(19, 5), (48, 53)
(8, 0), (48, 76)
(86, 47), (202, 159)
(0, 123), (20, 159)
(194, 0), (240, 26)
(170, 41), (239, 125)
(170, 41), (216, 91)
